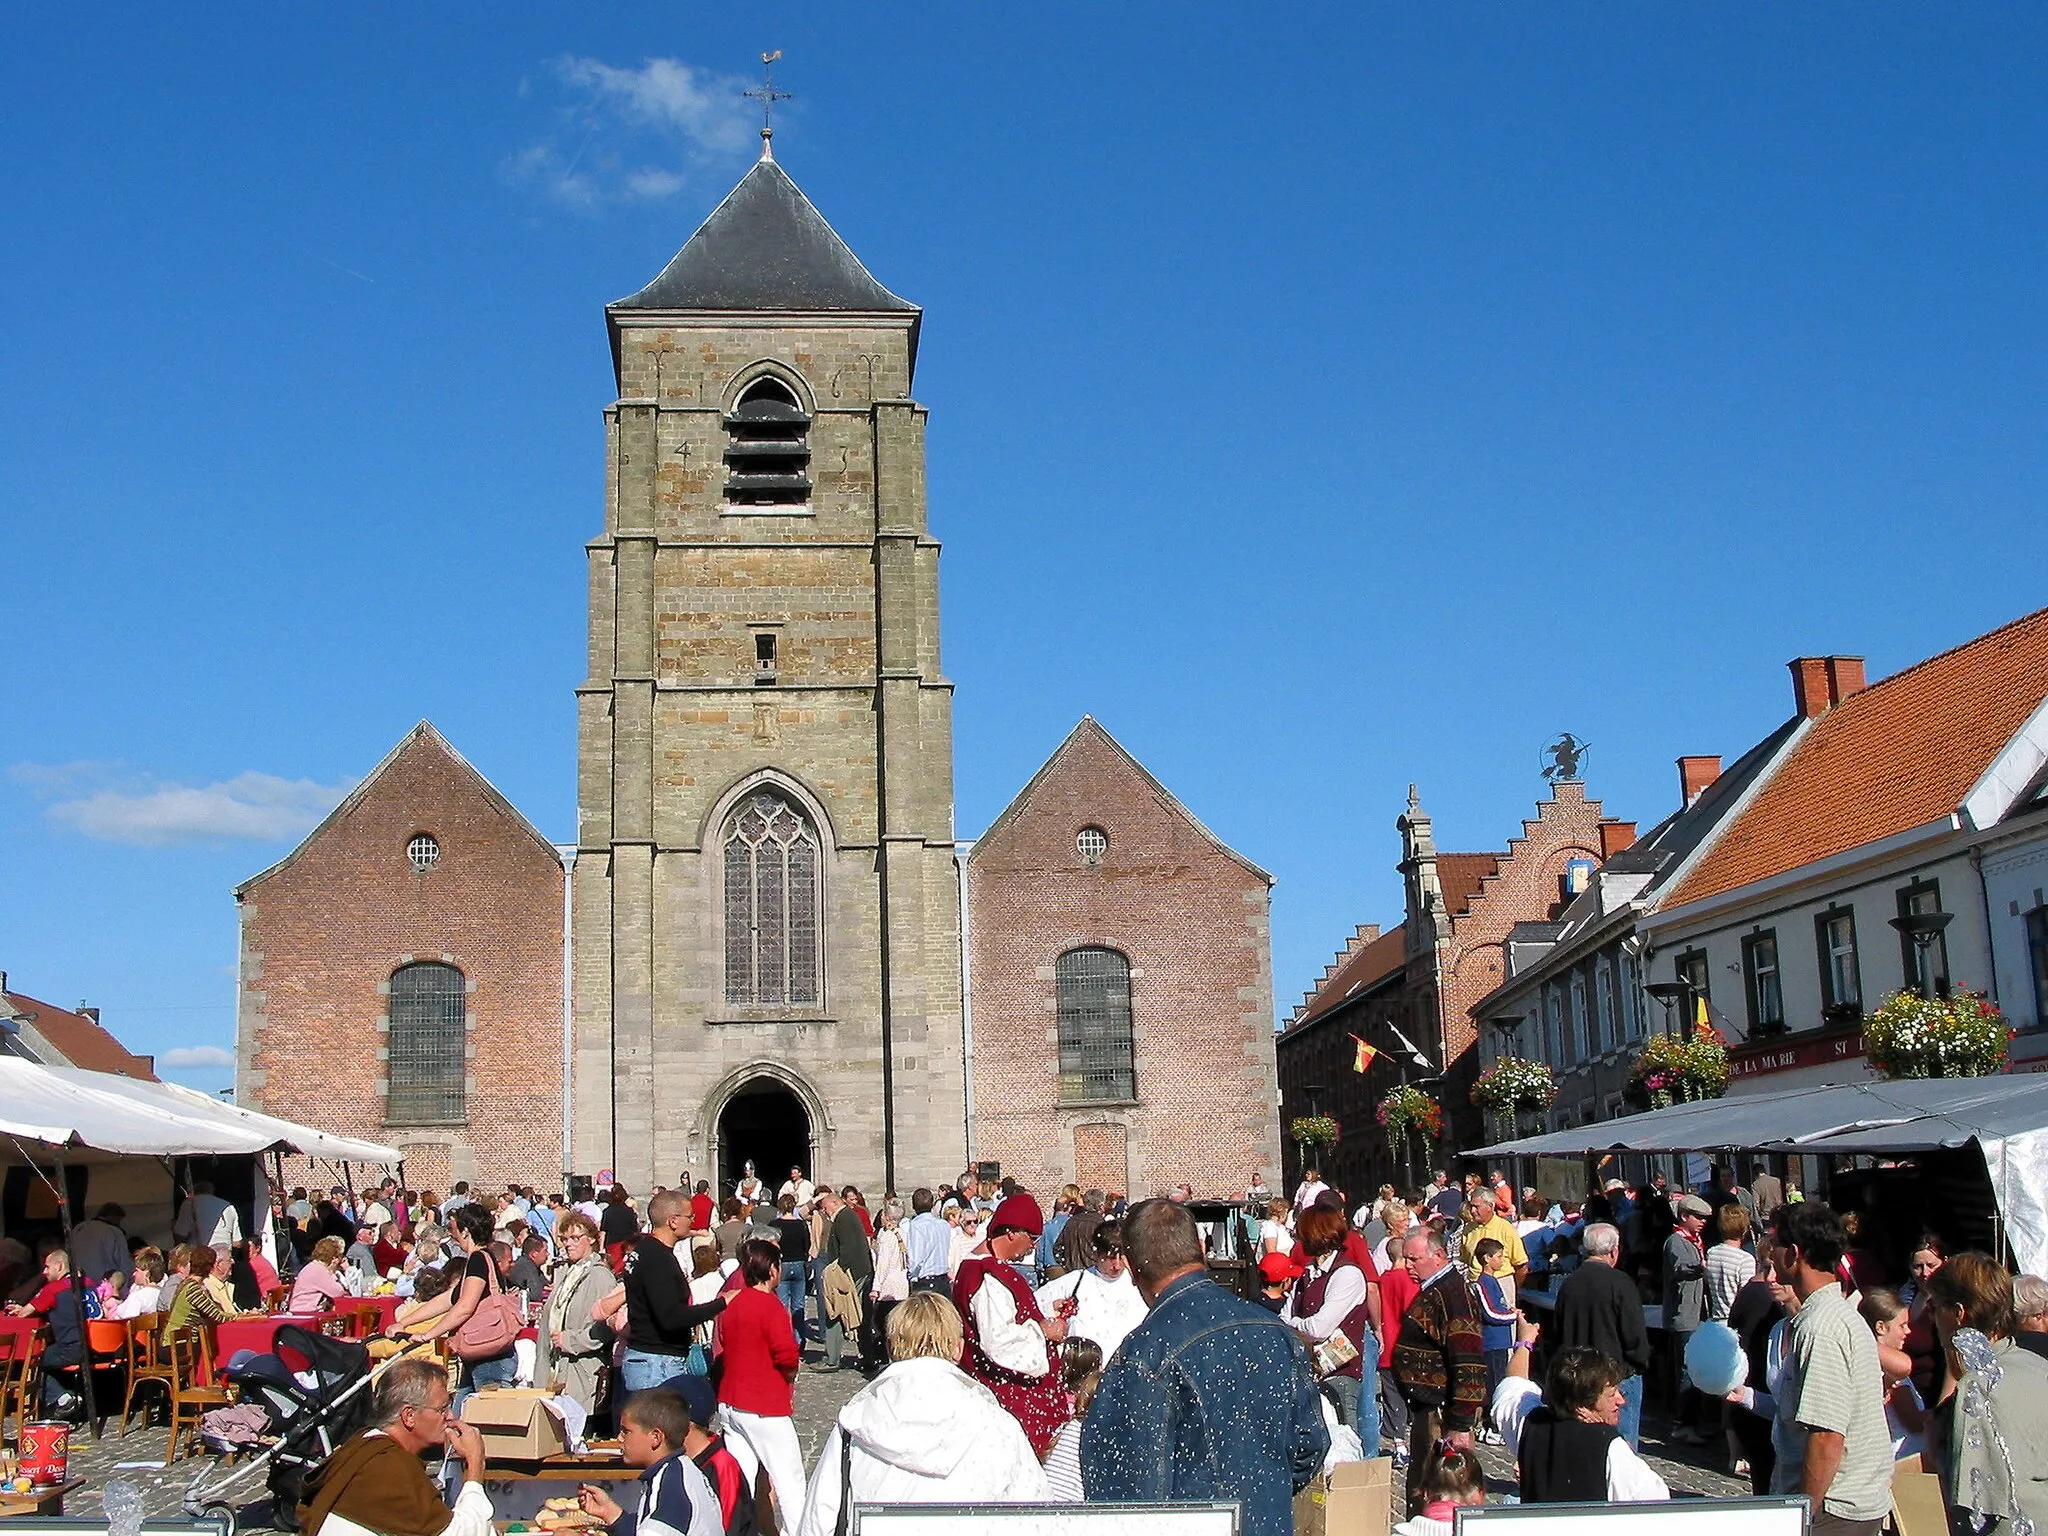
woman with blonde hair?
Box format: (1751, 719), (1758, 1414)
(534, 1211), (619, 1414)
(288, 1235), (352, 1313)
(796, 1293), (1049, 1536)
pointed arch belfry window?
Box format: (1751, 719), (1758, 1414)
(723, 789), (821, 1007)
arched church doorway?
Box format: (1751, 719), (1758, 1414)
(717, 1080), (812, 1198)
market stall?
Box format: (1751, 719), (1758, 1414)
(1472, 1074), (2048, 1274)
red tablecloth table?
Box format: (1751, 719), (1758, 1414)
(209, 1314), (327, 1379)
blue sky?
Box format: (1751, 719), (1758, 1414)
(6, 8), (2047, 1095)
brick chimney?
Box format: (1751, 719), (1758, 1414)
(1790, 657), (1832, 719)
(1825, 656), (1867, 706)
(1678, 756), (1723, 807)
(79, 1005), (100, 1025)
(1598, 821), (1637, 860)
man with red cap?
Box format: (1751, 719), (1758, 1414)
(953, 1191), (1071, 1456)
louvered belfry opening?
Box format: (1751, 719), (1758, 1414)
(724, 376), (812, 507)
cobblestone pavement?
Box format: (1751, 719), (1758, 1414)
(45, 1349), (1742, 1533)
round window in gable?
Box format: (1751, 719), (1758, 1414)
(1076, 826), (1108, 865)
(407, 833), (441, 872)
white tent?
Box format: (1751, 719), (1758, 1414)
(0, 1057), (273, 1157)
(0, 1056), (400, 1249)
(1472, 1075), (2048, 1274)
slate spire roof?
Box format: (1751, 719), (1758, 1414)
(610, 152), (920, 320)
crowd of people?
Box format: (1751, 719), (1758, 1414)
(14, 1155), (2048, 1536)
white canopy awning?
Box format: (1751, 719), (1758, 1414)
(1473, 1075), (2048, 1273)
(0, 1056), (401, 1164)
(0, 1056), (274, 1157)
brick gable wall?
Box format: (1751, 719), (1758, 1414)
(237, 730), (564, 1192)
(966, 724), (1280, 1201)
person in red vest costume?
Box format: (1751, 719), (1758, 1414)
(953, 1192), (1071, 1455)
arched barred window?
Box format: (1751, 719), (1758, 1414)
(387, 961), (465, 1124)
(724, 789), (821, 1007)
(1056, 947), (1135, 1103)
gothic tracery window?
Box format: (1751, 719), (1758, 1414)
(724, 789), (821, 1007)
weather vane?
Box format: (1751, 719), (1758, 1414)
(743, 51), (792, 156)
(1542, 733), (1589, 783)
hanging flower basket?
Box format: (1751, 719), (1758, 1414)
(1473, 1057), (1559, 1142)
(1376, 1085), (1443, 1164)
(1290, 1115), (1342, 1151)
(1626, 1022), (1729, 1110)
(1863, 990), (2010, 1080)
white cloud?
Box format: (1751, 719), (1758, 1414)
(160, 1045), (236, 1069)
(11, 763), (353, 847)
(508, 55), (756, 207)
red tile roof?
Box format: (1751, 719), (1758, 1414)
(1668, 606), (2048, 908)
(2, 987), (157, 1079)
(1437, 852), (1503, 917)
(1293, 925), (1407, 1028)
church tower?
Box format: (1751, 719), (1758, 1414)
(574, 138), (966, 1195)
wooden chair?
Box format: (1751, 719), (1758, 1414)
(164, 1326), (231, 1466)
(343, 1303), (380, 1340)
(0, 1326), (45, 1440)
(263, 1285), (292, 1314)
(120, 1313), (174, 1436)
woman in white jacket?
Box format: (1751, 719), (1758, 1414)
(797, 1292), (1049, 1536)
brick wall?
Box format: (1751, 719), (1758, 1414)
(1435, 780), (1609, 1148)
(966, 720), (1281, 1202)
(237, 725), (565, 1192)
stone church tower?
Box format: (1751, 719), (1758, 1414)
(574, 140), (967, 1196)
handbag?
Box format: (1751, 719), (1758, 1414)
(453, 1255), (523, 1362)
(1311, 1329), (1360, 1379)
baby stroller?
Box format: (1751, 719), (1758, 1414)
(181, 1324), (379, 1533)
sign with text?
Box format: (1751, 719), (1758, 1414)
(1727, 1030), (1866, 1082)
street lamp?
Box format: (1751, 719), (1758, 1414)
(1889, 911), (1955, 999)
(1645, 981), (1690, 1039)
(1488, 1014), (1524, 1061)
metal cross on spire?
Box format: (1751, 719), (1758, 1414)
(743, 50), (791, 159)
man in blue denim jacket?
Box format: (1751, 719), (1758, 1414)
(1082, 1200), (1329, 1536)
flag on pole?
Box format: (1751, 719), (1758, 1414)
(1348, 1034), (1379, 1073)
(1694, 995), (1710, 1031)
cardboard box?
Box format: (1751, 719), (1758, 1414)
(1295, 1457), (1393, 1536)
(462, 1387), (568, 1462)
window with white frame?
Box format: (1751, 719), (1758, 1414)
(1743, 929), (1784, 1033)
(1546, 985), (1567, 1066)
(1817, 907), (1862, 1015)
(1570, 971), (1590, 1060)
(1594, 962), (1615, 1054)
(2027, 906), (2048, 1034)
(1621, 952), (1643, 1039)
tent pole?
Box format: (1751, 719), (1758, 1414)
(50, 1150), (102, 1439)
